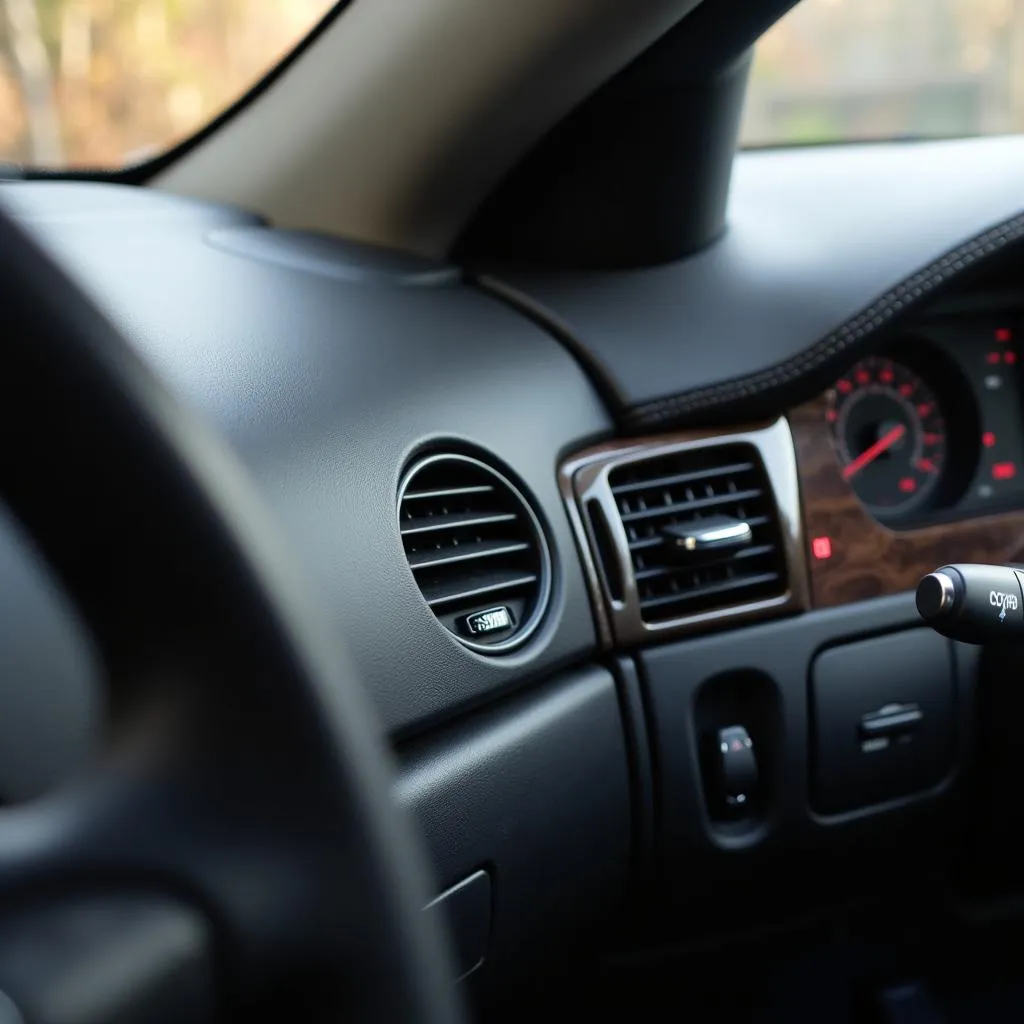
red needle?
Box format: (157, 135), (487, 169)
(842, 423), (906, 480)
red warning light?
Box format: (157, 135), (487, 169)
(879, 368), (894, 383)
(899, 477), (917, 493)
(987, 351), (1002, 364)
(917, 458), (937, 473)
(993, 462), (1017, 481)
(983, 431), (997, 447)
(811, 536), (832, 560)
(855, 369), (870, 385)
(837, 379), (852, 394)
(826, 408), (838, 423)
(899, 383), (914, 397)
(916, 403), (932, 416)
(1006, 351), (1018, 366)
(996, 328), (1013, 342)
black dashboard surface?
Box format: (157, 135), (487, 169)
(481, 136), (1024, 422)
(4, 150), (1024, 1001)
(5, 142), (1024, 736)
(0, 182), (611, 736)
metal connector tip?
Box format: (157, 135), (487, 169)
(916, 571), (956, 620)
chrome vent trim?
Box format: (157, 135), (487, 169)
(399, 453), (552, 654)
(560, 418), (809, 648)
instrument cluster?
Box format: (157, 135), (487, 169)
(826, 315), (1024, 528)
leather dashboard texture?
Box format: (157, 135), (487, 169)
(0, 182), (613, 736)
(479, 136), (1024, 428)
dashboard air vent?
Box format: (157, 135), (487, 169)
(607, 443), (787, 624)
(398, 454), (552, 653)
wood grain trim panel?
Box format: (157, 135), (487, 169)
(790, 395), (1024, 608)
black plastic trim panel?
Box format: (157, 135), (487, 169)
(642, 593), (975, 855)
(0, 181), (613, 735)
(637, 593), (980, 931)
(395, 666), (631, 988)
(612, 657), (656, 879)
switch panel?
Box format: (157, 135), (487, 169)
(811, 629), (955, 815)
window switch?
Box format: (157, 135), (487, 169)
(715, 725), (758, 812)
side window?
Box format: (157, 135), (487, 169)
(0, 0), (336, 168)
(742, 0), (1024, 146)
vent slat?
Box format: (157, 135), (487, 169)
(638, 572), (781, 612)
(618, 487), (763, 524)
(633, 544), (777, 582)
(403, 485), (495, 501)
(422, 572), (539, 609)
(611, 461), (755, 497)
(408, 540), (530, 571)
(400, 510), (518, 536)
(602, 443), (787, 624)
(399, 454), (550, 651)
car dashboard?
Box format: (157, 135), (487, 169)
(3, 136), (1024, 1004)
(801, 295), (1024, 606)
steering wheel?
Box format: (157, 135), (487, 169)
(0, 204), (464, 1022)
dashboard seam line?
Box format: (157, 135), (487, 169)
(624, 210), (1024, 427)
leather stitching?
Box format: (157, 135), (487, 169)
(624, 210), (1024, 428)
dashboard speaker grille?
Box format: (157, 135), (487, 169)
(608, 443), (787, 623)
(399, 453), (551, 652)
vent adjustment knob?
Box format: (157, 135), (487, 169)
(662, 514), (752, 558)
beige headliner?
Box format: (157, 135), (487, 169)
(155, 0), (700, 257)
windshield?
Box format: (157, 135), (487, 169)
(0, 0), (335, 168)
(743, 0), (1024, 147)
(3, 1), (1018, 169)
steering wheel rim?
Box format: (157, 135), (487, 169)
(0, 201), (464, 1022)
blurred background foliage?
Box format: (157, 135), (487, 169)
(742, 0), (1024, 145)
(0, 0), (332, 166)
(2, 0), (1024, 168)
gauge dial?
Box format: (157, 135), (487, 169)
(828, 357), (947, 516)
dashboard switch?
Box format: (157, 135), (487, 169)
(715, 725), (758, 810)
(858, 702), (923, 752)
(811, 630), (954, 814)
(916, 563), (1024, 644)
